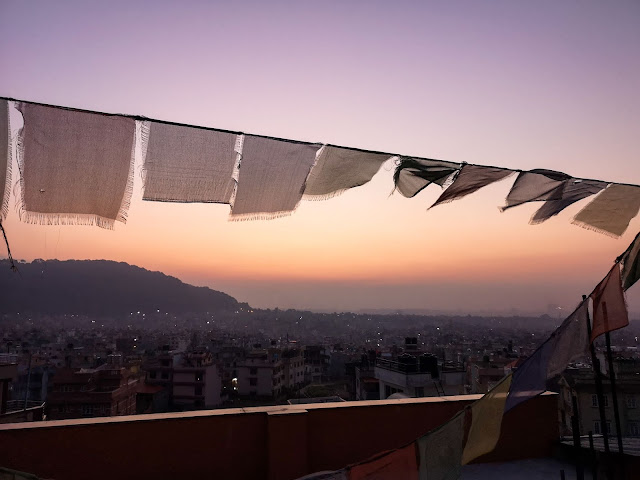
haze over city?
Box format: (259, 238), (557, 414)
(1, 0), (639, 315)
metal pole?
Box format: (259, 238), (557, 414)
(584, 295), (614, 480)
(604, 327), (624, 455)
(571, 395), (585, 480)
(584, 295), (610, 455)
(589, 431), (597, 480)
(23, 352), (32, 410)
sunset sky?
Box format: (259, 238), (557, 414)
(1, 1), (639, 314)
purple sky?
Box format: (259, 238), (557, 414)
(1, 1), (639, 315)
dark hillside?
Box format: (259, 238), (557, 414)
(0, 259), (241, 315)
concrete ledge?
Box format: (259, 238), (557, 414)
(0, 393), (558, 480)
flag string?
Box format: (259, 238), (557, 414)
(2, 95), (639, 191)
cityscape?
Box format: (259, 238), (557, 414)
(1, 259), (640, 479)
(1, 1), (640, 479)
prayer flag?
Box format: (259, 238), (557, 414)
(462, 374), (512, 465)
(303, 146), (392, 199)
(295, 470), (347, 480)
(590, 264), (629, 343)
(531, 179), (606, 224)
(349, 444), (418, 480)
(16, 102), (136, 229)
(501, 169), (570, 211)
(0, 99), (9, 220)
(142, 122), (237, 204)
(505, 342), (552, 412)
(546, 300), (590, 378)
(620, 232), (640, 291)
(417, 412), (464, 480)
(231, 136), (320, 219)
(393, 158), (460, 198)
(430, 164), (513, 208)
(573, 184), (640, 237)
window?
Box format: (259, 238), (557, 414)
(595, 420), (612, 435)
(627, 395), (637, 409)
(415, 387), (424, 397)
(195, 386), (203, 396)
(592, 395), (598, 407)
(195, 372), (204, 382)
(628, 421), (639, 436)
(250, 378), (257, 386)
(249, 367), (257, 375)
(149, 372), (157, 379)
(82, 405), (93, 416)
(161, 372), (169, 380)
(592, 395), (609, 407)
(161, 359), (170, 367)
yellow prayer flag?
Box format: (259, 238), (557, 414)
(461, 374), (512, 465)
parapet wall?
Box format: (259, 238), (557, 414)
(0, 392), (558, 480)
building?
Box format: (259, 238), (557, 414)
(214, 344), (245, 394)
(144, 348), (222, 409)
(375, 353), (442, 399)
(281, 347), (305, 391)
(144, 346), (180, 396)
(46, 364), (138, 420)
(469, 365), (509, 394)
(374, 338), (466, 399)
(237, 349), (286, 398)
(354, 351), (380, 401)
(355, 366), (380, 400)
(172, 352), (221, 409)
(10, 362), (53, 406)
(304, 345), (329, 384)
(558, 359), (640, 438)
(0, 354), (18, 415)
(136, 383), (168, 414)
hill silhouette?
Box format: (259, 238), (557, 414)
(0, 259), (242, 315)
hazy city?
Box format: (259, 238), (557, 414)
(1, 1), (640, 480)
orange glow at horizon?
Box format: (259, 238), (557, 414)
(1, 1), (639, 313)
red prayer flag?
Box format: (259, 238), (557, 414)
(590, 264), (629, 343)
(349, 444), (418, 480)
